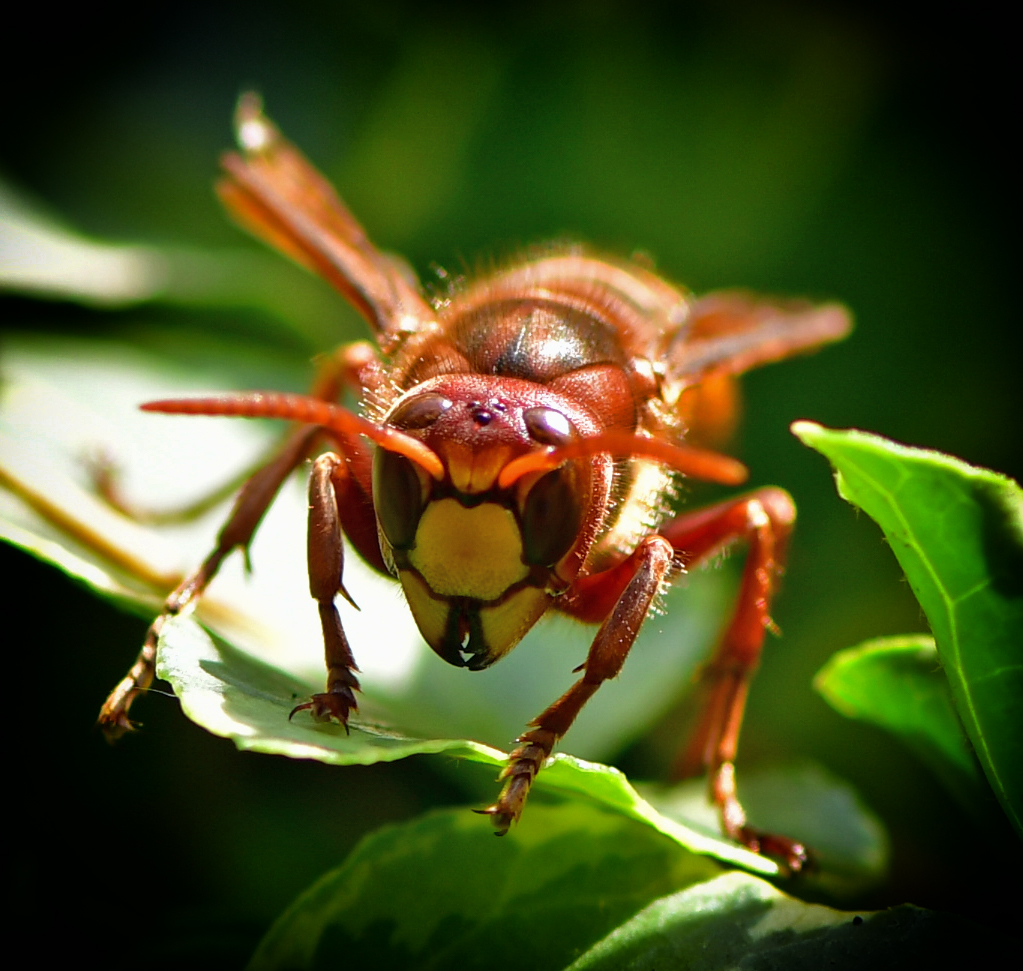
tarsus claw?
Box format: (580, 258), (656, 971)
(289, 691), (356, 733)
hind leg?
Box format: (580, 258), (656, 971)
(664, 487), (808, 873)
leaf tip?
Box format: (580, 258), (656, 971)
(790, 420), (824, 445)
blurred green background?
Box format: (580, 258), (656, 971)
(2, 1), (1018, 967)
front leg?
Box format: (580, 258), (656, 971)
(289, 452), (362, 728)
(98, 425), (321, 738)
(481, 535), (676, 834)
(98, 340), (385, 738)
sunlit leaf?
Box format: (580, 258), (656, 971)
(157, 614), (777, 874)
(793, 422), (1023, 837)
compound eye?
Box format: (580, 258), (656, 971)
(520, 467), (582, 567)
(373, 448), (427, 551)
(389, 392), (453, 429)
(523, 406), (575, 447)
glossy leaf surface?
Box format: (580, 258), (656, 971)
(156, 614), (777, 873)
(159, 611), (887, 884)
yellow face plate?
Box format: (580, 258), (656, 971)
(407, 498), (528, 601)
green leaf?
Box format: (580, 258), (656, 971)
(157, 614), (778, 874)
(793, 422), (1023, 836)
(248, 802), (722, 971)
(815, 635), (990, 818)
(566, 870), (1010, 970)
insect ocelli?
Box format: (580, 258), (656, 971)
(99, 93), (850, 873)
